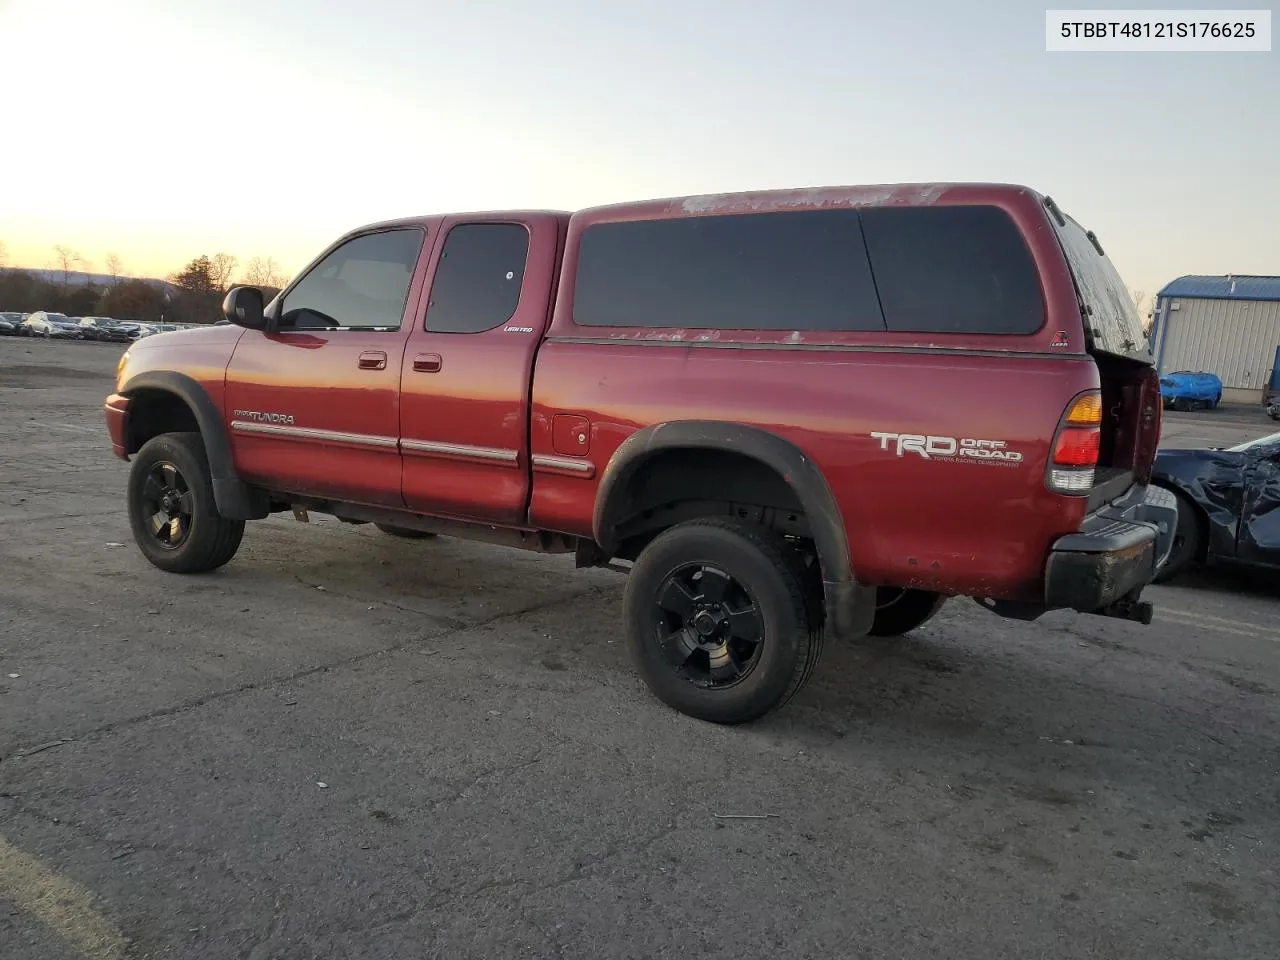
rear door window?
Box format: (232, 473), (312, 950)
(572, 210), (886, 331)
(860, 206), (1046, 335)
(425, 223), (530, 334)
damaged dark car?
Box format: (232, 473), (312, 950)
(1152, 431), (1280, 581)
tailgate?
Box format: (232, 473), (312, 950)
(1047, 203), (1162, 488)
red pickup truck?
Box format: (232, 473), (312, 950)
(105, 182), (1176, 723)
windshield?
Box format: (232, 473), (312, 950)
(1228, 431), (1280, 453)
(1049, 208), (1151, 363)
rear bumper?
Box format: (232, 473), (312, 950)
(104, 394), (130, 459)
(1044, 483), (1178, 613)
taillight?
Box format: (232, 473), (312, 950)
(1047, 391), (1102, 494)
(1053, 428), (1101, 466)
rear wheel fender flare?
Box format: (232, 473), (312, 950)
(593, 420), (875, 637)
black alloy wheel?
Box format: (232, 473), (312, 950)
(127, 432), (245, 573)
(625, 518), (822, 724)
(138, 461), (194, 550)
(653, 562), (766, 689)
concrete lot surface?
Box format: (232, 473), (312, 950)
(1, 338), (1278, 960)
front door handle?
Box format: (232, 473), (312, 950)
(413, 353), (443, 373)
(358, 350), (387, 370)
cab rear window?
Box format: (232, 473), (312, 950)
(572, 209), (885, 331)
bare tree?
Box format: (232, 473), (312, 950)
(243, 256), (287, 289)
(1130, 288), (1153, 322)
(210, 252), (239, 292)
(0, 240), (8, 270)
(105, 252), (125, 284)
(53, 245), (78, 285)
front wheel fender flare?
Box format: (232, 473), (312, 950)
(119, 370), (268, 520)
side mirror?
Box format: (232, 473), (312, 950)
(222, 286), (265, 329)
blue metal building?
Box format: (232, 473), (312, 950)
(1150, 275), (1280, 403)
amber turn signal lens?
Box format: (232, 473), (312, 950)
(1065, 392), (1103, 425)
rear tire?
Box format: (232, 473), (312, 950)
(127, 432), (245, 573)
(374, 523), (437, 540)
(869, 588), (947, 637)
(1153, 490), (1201, 583)
(624, 518), (822, 725)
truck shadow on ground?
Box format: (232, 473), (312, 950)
(114, 527), (1279, 894)
(1166, 564), (1280, 601)
(209, 524), (1276, 817)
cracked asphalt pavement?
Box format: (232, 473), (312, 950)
(1, 339), (1278, 959)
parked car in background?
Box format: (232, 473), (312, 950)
(77, 317), (135, 343)
(1152, 430), (1280, 581)
(0, 312), (25, 335)
(22, 311), (86, 339)
(116, 322), (157, 339)
(1159, 370), (1222, 411)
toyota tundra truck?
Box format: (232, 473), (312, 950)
(104, 182), (1176, 724)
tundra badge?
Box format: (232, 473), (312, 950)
(233, 410), (296, 425)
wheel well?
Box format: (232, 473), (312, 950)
(125, 389), (201, 455)
(603, 448), (812, 561)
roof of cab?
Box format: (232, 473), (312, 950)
(347, 211), (570, 235)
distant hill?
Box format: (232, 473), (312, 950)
(8, 267), (178, 295)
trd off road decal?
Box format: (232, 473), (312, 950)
(870, 432), (1024, 464)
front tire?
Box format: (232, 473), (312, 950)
(624, 518), (822, 725)
(1153, 490), (1201, 583)
(127, 432), (245, 573)
(869, 588), (947, 637)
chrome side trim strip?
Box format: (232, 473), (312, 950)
(401, 439), (520, 465)
(230, 420), (398, 450)
(531, 454), (596, 478)
(543, 335), (1085, 362)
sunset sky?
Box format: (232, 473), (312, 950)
(1, 0), (1276, 300)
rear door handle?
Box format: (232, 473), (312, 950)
(413, 353), (442, 373)
(358, 350), (387, 370)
